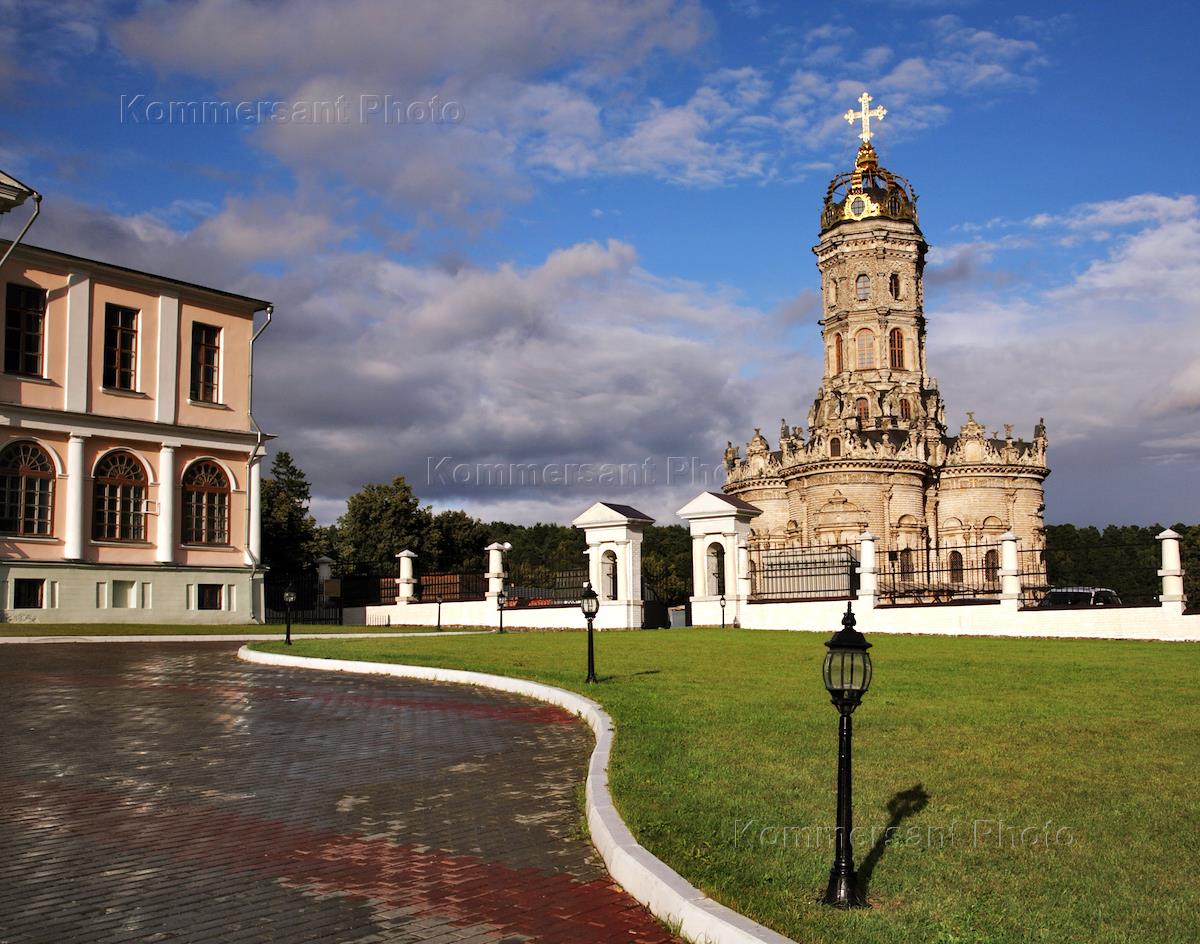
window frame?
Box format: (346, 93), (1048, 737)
(855, 329), (876, 369)
(855, 273), (870, 301)
(92, 451), (148, 543)
(0, 441), (55, 537)
(181, 460), (231, 546)
(190, 322), (222, 403)
(103, 303), (139, 392)
(197, 583), (223, 610)
(12, 577), (44, 609)
(889, 328), (905, 369)
(4, 283), (47, 377)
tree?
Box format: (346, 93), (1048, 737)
(260, 451), (319, 578)
(335, 476), (431, 570)
(424, 510), (490, 572)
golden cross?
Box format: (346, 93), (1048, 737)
(844, 91), (886, 143)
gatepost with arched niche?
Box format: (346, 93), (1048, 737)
(571, 502), (654, 630)
(677, 491), (762, 626)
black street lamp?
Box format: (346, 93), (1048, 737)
(496, 589), (507, 634)
(720, 594), (727, 628)
(581, 582), (600, 684)
(821, 602), (873, 909)
(436, 595), (443, 632)
(283, 586), (297, 646)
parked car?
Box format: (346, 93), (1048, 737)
(1037, 587), (1122, 608)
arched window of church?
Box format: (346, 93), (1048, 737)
(949, 550), (964, 584)
(984, 548), (999, 584)
(855, 329), (875, 369)
(899, 399), (912, 421)
(888, 195), (900, 216)
(834, 334), (844, 373)
(856, 398), (869, 421)
(889, 328), (905, 369)
(889, 273), (901, 299)
(830, 437), (841, 458)
(899, 548), (914, 579)
(855, 274), (870, 301)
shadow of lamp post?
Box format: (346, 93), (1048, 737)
(581, 581), (599, 683)
(821, 602), (873, 908)
(283, 585), (297, 646)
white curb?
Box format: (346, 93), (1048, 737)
(236, 646), (797, 944)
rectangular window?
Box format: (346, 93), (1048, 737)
(103, 304), (138, 391)
(5, 283), (47, 376)
(13, 577), (44, 609)
(197, 583), (223, 610)
(190, 323), (221, 403)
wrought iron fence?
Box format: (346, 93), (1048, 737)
(877, 545), (1001, 605)
(339, 563), (400, 608)
(1017, 543), (1160, 608)
(417, 571), (487, 603)
(264, 571), (342, 625)
(505, 564), (590, 608)
(749, 544), (859, 602)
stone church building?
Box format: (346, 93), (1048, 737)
(721, 94), (1049, 575)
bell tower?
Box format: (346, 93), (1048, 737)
(809, 93), (944, 442)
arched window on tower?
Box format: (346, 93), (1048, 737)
(949, 550), (964, 584)
(899, 548), (915, 580)
(829, 437), (841, 458)
(92, 451), (147, 542)
(834, 333), (844, 373)
(899, 399), (912, 422)
(855, 274), (870, 301)
(182, 460), (230, 545)
(889, 273), (901, 299)
(0, 441), (54, 536)
(984, 548), (1000, 585)
(829, 278), (838, 305)
(889, 328), (905, 369)
(856, 329), (875, 369)
(856, 398), (870, 422)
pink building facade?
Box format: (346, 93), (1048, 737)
(0, 240), (271, 622)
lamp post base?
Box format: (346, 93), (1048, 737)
(822, 869), (867, 908)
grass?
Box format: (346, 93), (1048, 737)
(250, 628), (1200, 944)
(0, 623), (463, 636)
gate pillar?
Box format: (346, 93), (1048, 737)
(676, 492), (762, 626)
(572, 502), (655, 629)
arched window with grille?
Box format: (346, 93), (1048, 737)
(0, 441), (54, 536)
(984, 548), (999, 584)
(856, 329), (875, 369)
(856, 397), (870, 422)
(834, 333), (844, 373)
(889, 328), (905, 369)
(182, 460), (230, 545)
(949, 550), (964, 583)
(855, 273), (870, 301)
(899, 548), (914, 579)
(93, 451), (147, 542)
(899, 399), (912, 421)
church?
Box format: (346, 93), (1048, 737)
(721, 94), (1049, 580)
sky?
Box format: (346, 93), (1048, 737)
(1, 0), (1197, 529)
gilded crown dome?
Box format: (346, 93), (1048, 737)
(820, 141), (919, 233)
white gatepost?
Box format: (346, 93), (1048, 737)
(572, 502), (654, 630)
(315, 556), (335, 583)
(485, 541), (511, 601)
(677, 491), (762, 626)
(395, 549), (417, 603)
(999, 531), (1021, 611)
(1157, 529), (1186, 614)
(857, 531), (877, 608)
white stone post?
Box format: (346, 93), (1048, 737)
(64, 434), (87, 561)
(315, 556), (335, 583)
(999, 531), (1021, 610)
(485, 542), (509, 600)
(857, 531), (877, 608)
(395, 549), (417, 603)
(572, 503), (654, 629)
(677, 492), (762, 627)
(156, 445), (176, 563)
(736, 541), (752, 601)
(246, 452), (263, 566)
(1157, 529), (1186, 610)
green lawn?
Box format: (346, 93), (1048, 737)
(0, 623), (462, 636)
(251, 628), (1199, 944)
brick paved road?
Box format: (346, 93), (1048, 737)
(0, 643), (677, 944)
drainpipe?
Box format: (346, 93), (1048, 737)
(245, 304), (273, 568)
(0, 190), (43, 273)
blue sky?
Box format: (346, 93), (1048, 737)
(2, 0), (1198, 528)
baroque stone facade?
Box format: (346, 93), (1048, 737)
(722, 119), (1049, 564)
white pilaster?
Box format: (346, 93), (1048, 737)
(64, 434), (87, 560)
(246, 454), (262, 566)
(155, 294), (180, 423)
(156, 445), (176, 563)
(64, 273), (91, 412)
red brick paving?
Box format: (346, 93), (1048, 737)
(0, 643), (678, 943)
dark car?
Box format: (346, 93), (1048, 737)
(1037, 587), (1122, 608)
